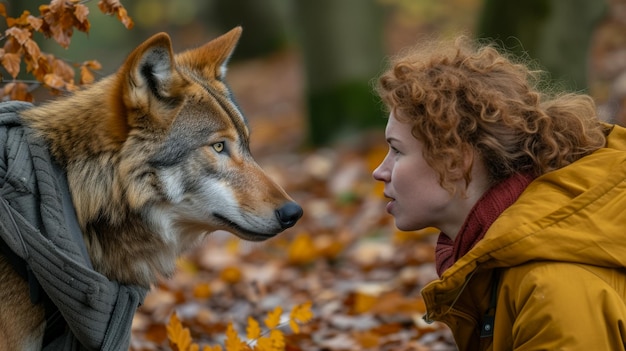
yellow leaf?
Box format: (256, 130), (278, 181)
(220, 266), (242, 284)
(290, 301), (314, 323)
(288, 319), (299, 334)
(192, 282), (212, 299)
(246, 316), (261, 340)
(287, 233), (317, 265)
(225, 322), (246, 351)
(254, 330), (284, 351)
(204, 346), (223, 351)
(289, 302), (314, 333)
(264, 306), (282, 329)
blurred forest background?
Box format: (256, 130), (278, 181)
(2, 1), (625, 350)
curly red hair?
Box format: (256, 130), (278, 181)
(376, 36), (608, 192)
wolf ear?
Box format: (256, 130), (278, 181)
(110, 32), (187, 140)
(176, 26), (242, 81)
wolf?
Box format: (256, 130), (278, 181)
(0, 27), (302, 350)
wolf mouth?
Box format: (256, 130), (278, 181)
(212, 213), (276, 241)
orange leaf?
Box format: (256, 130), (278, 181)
(246, 317), (261, 340)
(52, 58), (74, 81)
(82, 60), (102, 70)
(5, 26), (31, 45)
(353, 331), (381, 348)
(115, 6), (134, 29)
(264, 306), (282, 329)
(27, 15), (43, 31)
(192, 282), (212, 299)
(2, 52), (21, 78)
(2, 82), (33, 102)
(167, 312), (194, 351)
(24, 39), (41, 67)
(79, 64), (95, 85)
(73, 4), (89, 24)
(352, 292), (378, 314)
(97, 0), (134, 29)
(204, 346), (223, 351)
(0, 3), (6, 18)
(43, 73), (65, 90)
(6, 10), (34, 27)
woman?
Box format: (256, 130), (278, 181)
(372, 36), (626, 350)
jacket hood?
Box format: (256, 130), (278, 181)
(437, 124), (626, 285)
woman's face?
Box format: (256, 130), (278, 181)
(372, 112), (478, 236)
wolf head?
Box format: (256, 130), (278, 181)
(116, 27), (303, 241)
(22, 28), (302, 284)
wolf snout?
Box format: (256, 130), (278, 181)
(275, 202), (303, 229)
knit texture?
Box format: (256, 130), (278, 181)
(435, 172), (535, 276)
(0, 101), (148, 350)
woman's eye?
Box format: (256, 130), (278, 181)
(212, 142), (224, 153)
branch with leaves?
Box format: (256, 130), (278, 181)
(167, 303), (314, 351)
(0, 0), (133, 101)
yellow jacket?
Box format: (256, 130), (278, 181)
(422, 125), (626, 350)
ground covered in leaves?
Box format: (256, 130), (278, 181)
(129, 51), (456, 351)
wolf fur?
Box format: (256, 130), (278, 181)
(0, 27), (302, 350)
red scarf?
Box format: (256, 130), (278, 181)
(435, 172), (535, 277)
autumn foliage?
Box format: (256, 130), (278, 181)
(0, 0), (133, 101)
(167, 303), (314, 351)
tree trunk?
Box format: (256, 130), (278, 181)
(294, 0), (387, 146)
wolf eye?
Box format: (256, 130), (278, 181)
(212, 142), (225, 153)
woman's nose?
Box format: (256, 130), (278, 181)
(372, 158), (389, 182)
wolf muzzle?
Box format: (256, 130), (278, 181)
(276, 202), (303, 229)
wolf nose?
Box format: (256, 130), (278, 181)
(275, 202), (303, 229)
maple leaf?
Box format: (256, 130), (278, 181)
(246, 317), (261, 340)
(264, 306), (282, 329)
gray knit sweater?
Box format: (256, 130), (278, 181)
(0, 101), (148, 350)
